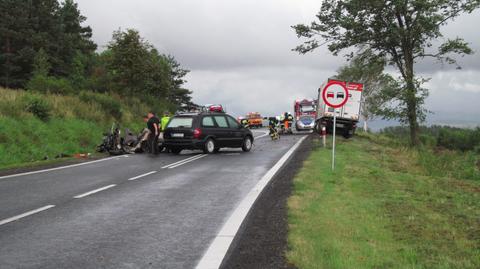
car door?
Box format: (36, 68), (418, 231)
(212, 115), (231, 147)
(226, 115), (244, 146)
(201, 115), (216, 139)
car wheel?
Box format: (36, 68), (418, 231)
(171, 147), (182, 154)
(242, 136), (252, 152)
(203, 138), (215, 154)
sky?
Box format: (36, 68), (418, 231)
(76, 0), (480, 128)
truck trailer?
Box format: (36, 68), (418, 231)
(316, 79), (363, 138)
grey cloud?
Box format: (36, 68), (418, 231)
(76, 0), (480, 126)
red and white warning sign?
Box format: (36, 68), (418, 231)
(321, 80), (349, 108)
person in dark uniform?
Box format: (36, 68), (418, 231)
(146, 112), (160, 154)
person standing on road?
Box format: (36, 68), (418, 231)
(147, 112), (160, 155)
(160, 111), (170, 132)
(159, 111), (171, 153)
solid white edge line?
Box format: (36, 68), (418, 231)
(73, 184), (116, 199)
(0, 205), (55, 226)
(195, 135), (307, 269)
(161, 154), (206, 169)
(0, 155), (129, 180)
(128, 171), (157, 181)
(168, 154), (207, 169)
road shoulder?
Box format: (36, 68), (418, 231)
(221, 135), (313, 269)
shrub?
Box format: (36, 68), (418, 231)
(79, 91), (122, 120)
(381, 125), (480, 152)
(22, 94), (52, 121)
(437, 127), (480, 152)
(419, 134), (437, 148)
(27, 75), (74, 95)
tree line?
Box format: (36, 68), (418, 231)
(0, 0), (193, 109)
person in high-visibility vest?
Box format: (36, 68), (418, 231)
(160, 111), (171, 132)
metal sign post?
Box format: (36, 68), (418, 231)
(332, 108), (336, 170)
(321, 81), (349, 171)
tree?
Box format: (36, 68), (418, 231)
(107, 29), (153, 95)
(28, 0), (63, 76)
(0, 0), (95, 88)
(165, 55), (195, 108)
(0, 0), (33, 88)
(293, 0), (480, 145)
(32, 48), (51, 77)
(335, 49), (397, 131)
(68, 50), (88, 90)
(106, 29), (194, 108)
(57, 0), (96, 76)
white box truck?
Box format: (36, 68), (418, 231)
(316, 79), (363, 138)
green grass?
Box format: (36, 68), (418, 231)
(0, 88), (157, 169)
(0, 117), (106, 169)
(287, 134), (480, 269)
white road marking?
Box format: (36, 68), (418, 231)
(252, 130), (270, 140)
(195, 136), (307, 269)
(0, 155), (129, 180)
(168, 154), (207, 169)
(161, 154), (206, 169)
(73, 184), (116, 199)
(254, 132), (269, 140)
(0, 205), (55, 226)
(128, 171), (157, 181)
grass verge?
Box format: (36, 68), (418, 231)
(287, 134), (480, 269)
(0, 88), (156, 169)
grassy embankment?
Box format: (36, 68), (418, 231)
(0, 88), (167, 170)
(287, 133), (479, 269)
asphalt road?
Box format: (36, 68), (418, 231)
(0, 130), (305, 269)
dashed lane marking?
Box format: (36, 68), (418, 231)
(73, 184), (116, 199)
(0, 205), (56, 226)
(128, 171), (157, 181)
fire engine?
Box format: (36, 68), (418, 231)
(246, 112), (263, 128)
(294, 99), (317, 131)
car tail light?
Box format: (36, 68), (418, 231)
(193, 128), (202, 139)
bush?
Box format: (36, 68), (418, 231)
(79, 91), (122, 120)
(27, 75), (74, 95)
(419, 133), (437, 147)
(381, 125), (480, 152)
(22, 94), (52, 121)
(437, 127), (480, 152)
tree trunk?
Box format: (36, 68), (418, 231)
(405, 58), (419, 146)
(363, 119), (368, 132)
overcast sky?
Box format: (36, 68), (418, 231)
(77, 0), (480, 127)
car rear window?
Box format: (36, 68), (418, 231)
(167, 117), (193, 128)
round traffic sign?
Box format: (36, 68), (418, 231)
(322, 81), (349, 108)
